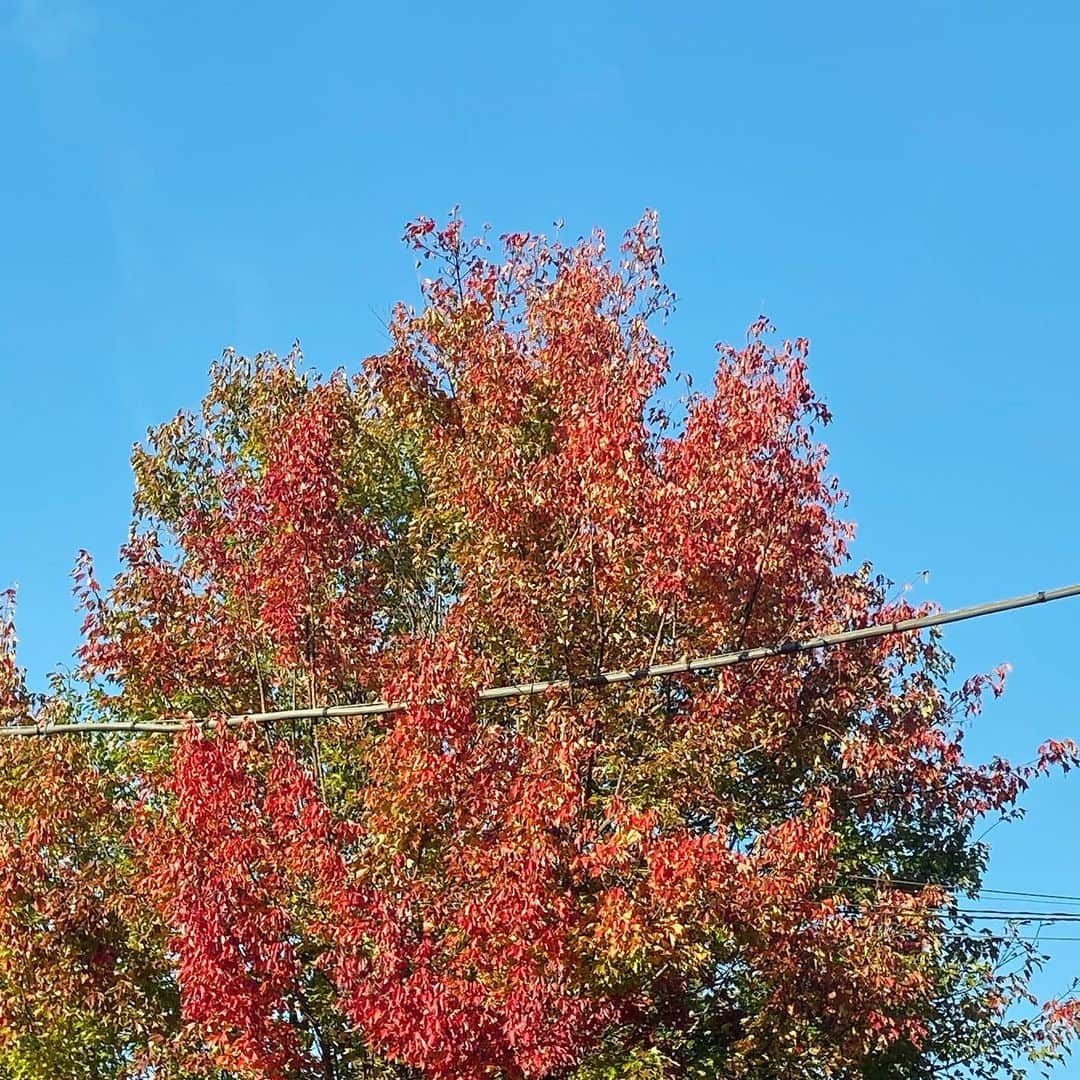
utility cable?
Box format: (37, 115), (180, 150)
(2, 582), (1078, 737)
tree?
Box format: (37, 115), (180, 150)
(0, 212), (1076, 1078)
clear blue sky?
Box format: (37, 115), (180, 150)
(3, 0), (1079, 1069)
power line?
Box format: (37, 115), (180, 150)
(858, 907), (1080, 924)
(835, 895), (1080, 924)
(761, 872), (1080, 917)
(848, 875), (1080, 906)
(945, 932), (1080, 944)
(959, 913), (1080, 922)
(3, 582), (1078, 737)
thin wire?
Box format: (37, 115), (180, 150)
(3, 582), (1079, 737)
(945, 932), (1080, 944)
(848, 875), (1080, 906)
(959, 913), (1080, 922)
(835, 900), (1080, 924)
(833, 900), (1080, 927)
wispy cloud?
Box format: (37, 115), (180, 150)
(1, 0), (92, 62)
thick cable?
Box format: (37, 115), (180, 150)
(3, 582), (1078, 737)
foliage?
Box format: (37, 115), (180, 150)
(0, 213), (1076, 1078)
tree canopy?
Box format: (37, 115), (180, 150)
(0, 213), (1076, 1079)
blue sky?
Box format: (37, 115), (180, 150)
(2, 0), (1079, 1068)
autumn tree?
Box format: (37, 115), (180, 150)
(0, 212), (1076, 1078)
